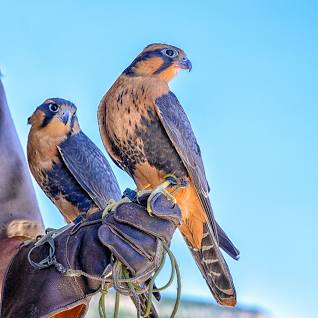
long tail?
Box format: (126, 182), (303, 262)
(184, 223), (237, 306)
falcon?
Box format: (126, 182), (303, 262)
(27, 98), (159, 317)
(98, 43), (239, 306)
(27, 98), (121, 222)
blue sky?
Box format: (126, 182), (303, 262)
(1, 1), (317, 317)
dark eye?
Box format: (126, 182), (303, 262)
(48, 103), (59, 112)
(162, 48), (178, 58)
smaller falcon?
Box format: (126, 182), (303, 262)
(27, 98), (121, 223)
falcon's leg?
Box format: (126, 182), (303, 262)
(146, 175), (184, 215)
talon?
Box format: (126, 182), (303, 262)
(102, 199), (117, 218)
(164, 174), (189, 189)
(164, 190), (177, 204)
(102, 197), (131, 218)
(164, 174), (178, 186)
(146, 199), (154, 216)
(146, 178), (178, 216)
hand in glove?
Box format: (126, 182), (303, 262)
(1, 191), (181, 318)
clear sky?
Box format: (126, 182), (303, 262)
(1, 1), (317, 317)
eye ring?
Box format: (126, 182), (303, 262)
(162, 48), (178, 58)
(48, 103), (59, 113)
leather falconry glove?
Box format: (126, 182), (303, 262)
(0, 190), (181, 318)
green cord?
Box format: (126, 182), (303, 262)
(99, 286), (108, 318)
(165, 245), (182, 318)
(122, 266), (143, 292)
(143, 243), (181, 318)
(99, 286), (121, 318)
(99, 244), (181, 318)
(114, 291), (120, 318)
(143, 252), (167, 317)
(151, 252), (175, 292)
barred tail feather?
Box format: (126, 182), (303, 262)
(185, 223), (237, 307)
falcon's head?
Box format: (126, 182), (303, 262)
(28, 98), (79, 137)
(123, 43), (192, 82)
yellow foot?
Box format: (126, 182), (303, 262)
(102, 197), (131, 218)
(146, 178), (177, 216)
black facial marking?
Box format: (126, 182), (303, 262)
(41, 110), (55, 128)
(33, 98), (77, 128)
(153, 57), (172, 75)
(123, 49), (172, 76)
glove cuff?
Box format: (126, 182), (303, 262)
(1, 240), (93, 318)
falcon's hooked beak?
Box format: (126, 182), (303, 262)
(177, 57), (192, 72)
(60, 109), (71, 125)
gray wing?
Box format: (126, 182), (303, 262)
(155, 92), (240, 260)
(155, 92), (210, 194)
(155, 93), (238, 304)
(155, 92), (217, 225)
(155, 92), (217, 238)
(216, 222), (240, 260)
(58, 131), (121, 209)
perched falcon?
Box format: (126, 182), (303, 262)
(27, 98), (159, 318)
(27, 98), (121, 222)
(98, 44), (239, 306)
